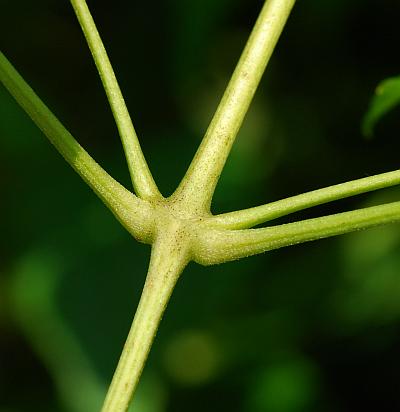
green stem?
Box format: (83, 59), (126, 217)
(194, 201), (400, 265)
(172, 0), (296, 213)
(101, 221), (190, 412)
(208, 169), (400, 229)
(70, 0), (160, 201)
(0, 50), (154, 242)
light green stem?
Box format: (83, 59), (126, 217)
(70, 0), (160, 201)
(101, 221), (190, 412)
(195, 201), (400, 265)
(172, 0), (296, 213)
(208, 169), (400, 229)
(0, 51), (154, 242)
(4, 1), (400, 411)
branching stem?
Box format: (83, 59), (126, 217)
(195, 200), (400, 265)
(3, 1), (400, 411)
(208, 168), (400, 229)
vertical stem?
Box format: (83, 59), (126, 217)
(101, 221), (190, 412)
(172, 0), (296, 213)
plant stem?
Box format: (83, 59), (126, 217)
(6, 1), (400, 410)
(0, 51), (154, 241)
(101, 220), (190, 412)
(172, 0), (296, 213)
(208, 169), (400, 229)
(194, 200), (400, 265)
(70, 0), (160, 201)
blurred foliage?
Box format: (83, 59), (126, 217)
(1, 0), (400, 411)
(363, 76), (400, 138)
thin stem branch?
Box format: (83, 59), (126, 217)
(172, 0), (296, 213)
(69, 0), (160, 201)
(101, 221), (190, 412)
(0, 51), (154, 242)
(194, 201), (400, 265)
(207, 169), (400, 229)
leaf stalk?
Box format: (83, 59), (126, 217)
(171, 0), (296, 213)
(70, 0), (160, 200)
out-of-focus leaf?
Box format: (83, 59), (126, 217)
(246, 357), (320, 412)
(162, 329), (222, 386)
(362, 76), (400, 138)
(9, 250), (105, 412)
(127, 372), (167, 412)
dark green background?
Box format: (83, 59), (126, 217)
(1, 0), (400, 411)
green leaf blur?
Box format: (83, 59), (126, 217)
(363, 76), (400, 138)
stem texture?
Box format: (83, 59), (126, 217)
(209, 169), (400, 229)
(194, 201), (400, 265)
(173, 0), (296, 212)
(101, 221), (190, 411)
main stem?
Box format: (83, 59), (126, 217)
(101, 221), (190, 412)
